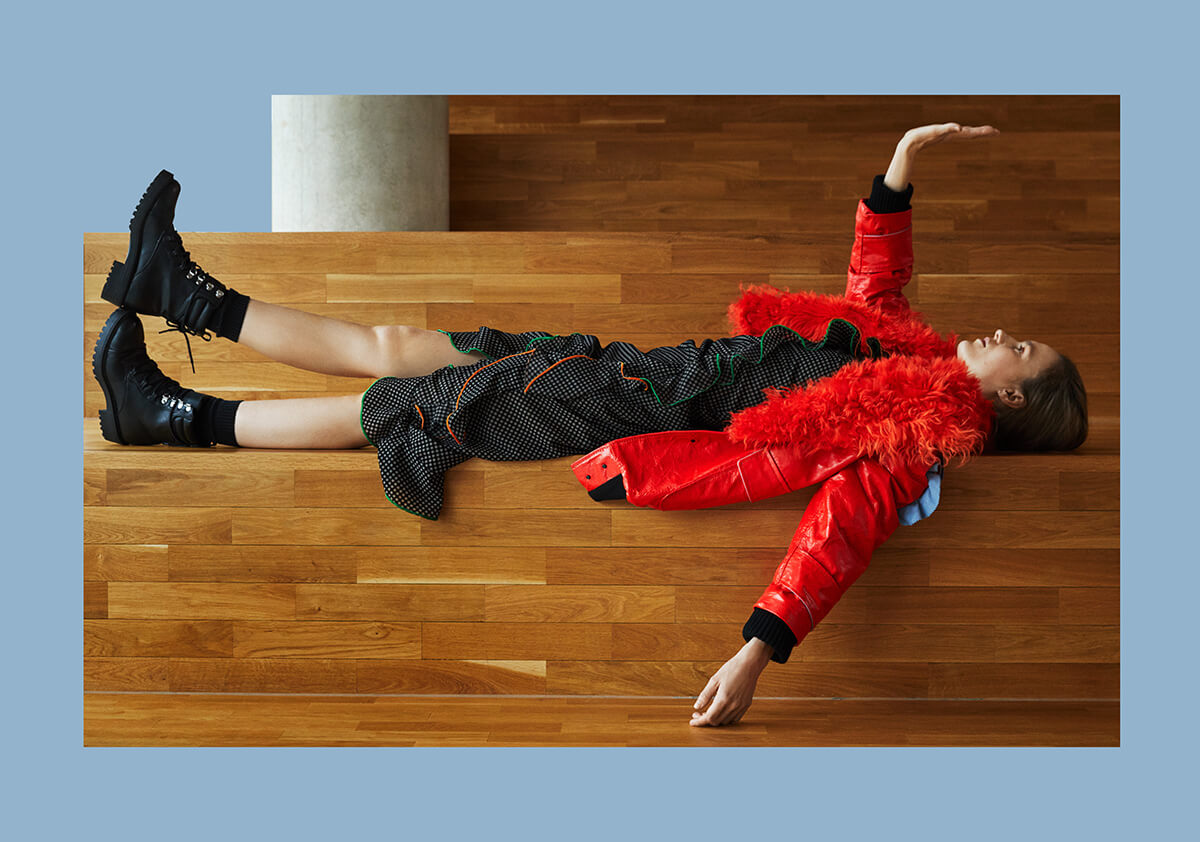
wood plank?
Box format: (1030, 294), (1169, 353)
(168, 658), (356, 693)
(422, 622), (613, 660)
(929, 663), (1119, 699)
(419, 509), (612, 547)
(84, 507), (232, 545)
(1059, 471), (1120, 510)
(84, 581), (108, 619)
(861, 587), (1060, 625)
(84, 545), (169, 581)
(84, 466), (106, 505)
(85, 619), (236, 658)
(231, 508), (419, 546)
(294, 584), (483, 621)
(231, 621), (421, 659)
(928, 549), (1119, 587)
(356, 546), (547, 584)
(1057, 588), (1120, 625)
(994, 626), (1119, 662)
(107, 583), (296, 620)
(85, 658), (170, 692)
(168, 545), (357, 583)
(482, 585), (674, 623)
(104, 468), (294, 507)
(357, 660), (546, 694)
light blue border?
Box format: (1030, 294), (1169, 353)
(8, 0), (1192, 837)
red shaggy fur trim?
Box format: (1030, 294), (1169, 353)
(727, 283), (957, 360)
(725, 355), (996, 470)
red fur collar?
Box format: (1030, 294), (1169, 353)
(724, 284), (995, 468)
(728, 283), (957, 358)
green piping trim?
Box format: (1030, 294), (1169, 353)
(439, 322), (876, 409)
(378, 484), (439, 521)
(438, 329), (590, 360)
(627, 318), (877, 408)
(437, 328), (496, 361)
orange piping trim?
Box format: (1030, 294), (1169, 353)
(445, 349), (536, 446)
(523, 355), (592, 394)
(414, 404), (425, 430)
(620, 361), (650, 391)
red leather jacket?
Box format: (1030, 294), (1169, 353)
(571, 197), (952, 662)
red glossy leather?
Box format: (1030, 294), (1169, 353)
(845, 200), (914, 317)
(571, 200), (931, 647)
(571, 430), (862, 510)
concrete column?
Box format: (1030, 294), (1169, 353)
(271, 95), (449, 231)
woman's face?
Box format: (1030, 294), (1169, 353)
(957, 329), (1061, 407)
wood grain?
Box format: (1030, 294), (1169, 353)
(83, 95), (1119, 747)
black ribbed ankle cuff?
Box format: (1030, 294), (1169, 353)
(742, 607), (798, 664)
(211, 399), (242, 447)
(214, 289), (250, 342)
(866, 173), (914, 214)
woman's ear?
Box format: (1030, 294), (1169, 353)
(997, 385), (1026, 409)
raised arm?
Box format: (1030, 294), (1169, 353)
(847, 123), (998, 313)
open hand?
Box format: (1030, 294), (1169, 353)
(902, 122), (999, 153)
(884, 123), (1000, 191)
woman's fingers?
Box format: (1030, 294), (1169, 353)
(694, 675), (719, 710)
(691, 692), (728, 726)
(958, 124), (1000, 138)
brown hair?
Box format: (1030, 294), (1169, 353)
(991, 353), (1088, 452)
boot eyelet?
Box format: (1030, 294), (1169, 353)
(215, 289), (224, 298)
(161, 395), (169, 405)
(205, 282), (213, 291)
(186, 268), (196, 279)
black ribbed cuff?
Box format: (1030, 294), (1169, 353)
(865, 174), (913, 214)
(742, 607), (798, 664)
(215, 289), (250, 342)
(212, 399), (242, 447)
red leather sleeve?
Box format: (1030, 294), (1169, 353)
(571, 430), (860, 510)
(753, 457), (930, 646)
(844, 199), (914, 317)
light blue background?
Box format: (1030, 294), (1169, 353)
(3, 0), (1190, 837)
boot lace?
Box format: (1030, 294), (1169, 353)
(163, 229), (226, 374)
(129, 357), (193, 414)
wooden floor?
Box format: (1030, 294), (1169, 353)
(84, 95), (1118, 746)
(84, 695), (1118, 746)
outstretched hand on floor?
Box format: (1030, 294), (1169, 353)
(690, 639), (773, 727)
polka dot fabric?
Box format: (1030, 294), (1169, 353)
(359, 319), (883, 520)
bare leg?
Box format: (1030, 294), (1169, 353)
(238, 299), (488, 378)
(234, 393), (370, 449)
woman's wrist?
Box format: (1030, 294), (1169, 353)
(883, 138), (916, 192)
(742, 637), (775, 668)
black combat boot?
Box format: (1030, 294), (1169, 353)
(92, 308), (213, 447)
(101, 170), (239, 372)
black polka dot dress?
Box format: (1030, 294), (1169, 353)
(359, 318), (884, 520)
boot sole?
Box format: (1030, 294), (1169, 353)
(92, 309), (133, 445)
(101, 169), (177, 308)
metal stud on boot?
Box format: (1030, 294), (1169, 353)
(100, 170), (230, 372)
(92, 308), (212, 447)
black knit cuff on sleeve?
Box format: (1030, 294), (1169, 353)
(742, 607), (799, 664)
(865, 174), (913, 214)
